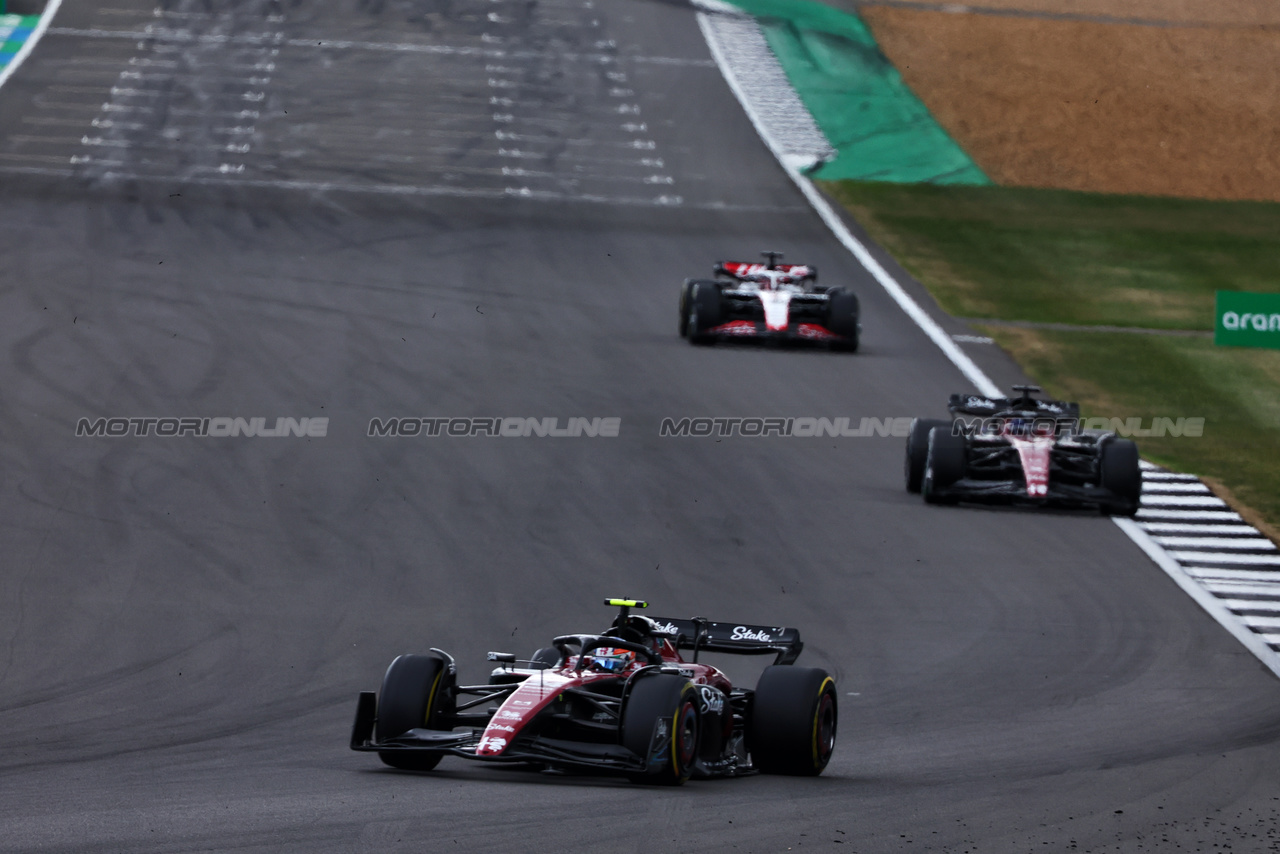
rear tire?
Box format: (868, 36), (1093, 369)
(750, 666), (837, 776)
(622, 675), (699, 785)
(825, 288), (860, 352)
(686, 281), (723, 345)
(923, 427), (967, 504)
(906, 418), (950, 493)
(1098, 437), (1141, 516)
(678, 279), (695, 337)
(376, 654), (450, 771)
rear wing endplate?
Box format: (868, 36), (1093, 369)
(647, 617), (803, 665)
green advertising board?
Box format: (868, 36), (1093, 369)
(1215, 291), (1280, 349)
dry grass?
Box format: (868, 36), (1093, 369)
(968, 322), (1280, 532)
(1202, 476), (1280, 545)
(859, 4), (1280, 200)
(888, 0), (1280, 26)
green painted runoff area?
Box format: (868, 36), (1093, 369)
(716, 0), (988, 184)
(0, 14), (38, 62)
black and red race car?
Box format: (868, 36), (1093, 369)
(679, 251), (860, 350)
(904, 385), (1142, 515)
(350, 599), (837, 784)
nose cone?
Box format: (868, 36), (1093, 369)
(475, 669), (574, 756)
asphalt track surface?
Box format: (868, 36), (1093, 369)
(3, 1), (1280, 852)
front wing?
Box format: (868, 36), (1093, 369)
(350, 691), (749, 777)
(705, 319), (847, 343)
(351, 691), (648, 771)
(929, 477), (1126, 509)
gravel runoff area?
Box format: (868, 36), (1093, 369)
(841, 0), (1280, 201)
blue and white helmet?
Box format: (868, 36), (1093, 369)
(588, 647), (636, 673)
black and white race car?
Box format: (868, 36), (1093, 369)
(904, 385), (1142, 515)
(679, 251), (860, 350)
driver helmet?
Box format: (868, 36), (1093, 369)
(588, 647), (636, 674)
(1005, 417), (1030, 436)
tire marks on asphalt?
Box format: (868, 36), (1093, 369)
(698, 0), (1280, 681)
(5, 0), (725, 207)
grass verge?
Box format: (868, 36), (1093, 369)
(821, 179), (1280, 529)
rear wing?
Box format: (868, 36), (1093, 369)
(948, 393), (1080, 420)
(716, 261), (816, 283)
(648, 617), (803, 665)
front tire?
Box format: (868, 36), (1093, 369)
(750, 666), (837, 776)
(376, 653), (451, 771)
(906, 418), (950, 493)
(922, 426), (967, 504)
(622, 675), (699, 785)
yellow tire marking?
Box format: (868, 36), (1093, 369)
(423, 667), (444, 728)
(671, 682), (694, 777)
(811, 677), (834, 766)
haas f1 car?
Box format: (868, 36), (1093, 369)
(679, 251), (860, 350)
(904, 385), (1142, 515)
(350, 599), (837, 784)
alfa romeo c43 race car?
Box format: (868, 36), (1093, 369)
(904, 385), (1143, 515)
(678, 251), (860, 350)
(350, 599), (837, 784)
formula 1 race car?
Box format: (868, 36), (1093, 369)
(904, 385), (1142, 515)
(350, 599), (837, 784)
(679, 251), (860, 350)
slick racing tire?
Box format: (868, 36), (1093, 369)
(906, 418), (951, 493)
(376, 653), (451, 771)
(825, 288), (860, 352)
(750, 666), (837, 776)
(622, 675), (699, 785)
(923, 426), (966, 504)
(1098, 436), (1142, 516)
(685, 281), (723, 345)
(678, 279), (695, 337)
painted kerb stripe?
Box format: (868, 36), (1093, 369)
(693, 0), (1280, 678)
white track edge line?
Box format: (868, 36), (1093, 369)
(1114, 518), (1280, 679)
(0, 0), (64, 92)
(695, 2), (1280, 680)
(694, 9), (1000, 398)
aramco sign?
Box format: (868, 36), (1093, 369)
(1215, 291), (1280, 349)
